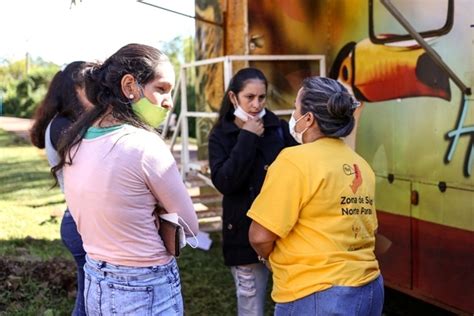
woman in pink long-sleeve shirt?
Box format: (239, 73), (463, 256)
(52, 43), (198, 315)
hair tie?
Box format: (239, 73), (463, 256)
(351, 97), (361, 109)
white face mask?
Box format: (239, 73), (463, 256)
(233, 105), (266, 122)
(288, 111), (308, 144)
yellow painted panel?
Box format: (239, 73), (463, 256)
(375, 175), (411, 217)
(412, 183), (474, 232)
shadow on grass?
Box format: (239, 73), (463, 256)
(0, 131), (30, 147)
(0, 238), (76, 316)
(0, 160), (56, 196)
(0, 130), (56, 197)
(29, 200), (65, 209)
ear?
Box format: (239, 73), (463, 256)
(121, 74), (139, 101)
(228, 91), (238, 108)
(304, 112), (316, 128)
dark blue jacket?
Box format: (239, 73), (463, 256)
(208, 110), (297, 266)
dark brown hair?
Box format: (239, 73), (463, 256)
(214, 67), (268, 127)
(52, 44), (170, 184)
(29, 61), (89, 148)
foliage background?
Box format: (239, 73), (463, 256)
(0, 36), (194, 123)
(0, 58), (59, 118)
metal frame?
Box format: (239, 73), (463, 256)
(372, 0), (470, 96)
(162, 55), (326, 183)
(369, 0), (454, 44)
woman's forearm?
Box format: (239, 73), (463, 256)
(249, 220), (278, 259)
(250, 240), (275, 259)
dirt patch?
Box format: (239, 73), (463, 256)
(0, 256), (76, 311)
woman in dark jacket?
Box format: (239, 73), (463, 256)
(208, 67), (296, 315)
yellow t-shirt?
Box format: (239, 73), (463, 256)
(247, 138), (380, 303)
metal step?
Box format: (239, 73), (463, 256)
(170, 149), (223, 232)
(199, 216), (222, 232)
(195, 206), (222, 217)
(192, 194), (222, 205)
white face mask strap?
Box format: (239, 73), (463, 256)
(298, 113), (310, 139)
(178, 216), (199, 248)
(295, 112), (307, 123)
(300, 126), (309, 136)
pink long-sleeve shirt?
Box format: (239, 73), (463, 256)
(64, 125), (198, 267)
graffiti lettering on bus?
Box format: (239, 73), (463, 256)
(444, 95), (474, 177)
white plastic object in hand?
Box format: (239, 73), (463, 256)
(159, 213), (198, 249)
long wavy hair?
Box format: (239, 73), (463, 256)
(52, 43), (170, 184)
(213, 67), (268, 128)
(29, 61), (89, 149)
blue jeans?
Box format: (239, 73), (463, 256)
(231, 263), (270, 316)
(61, 209), (86, 316)
(84, 255), (183, 315)
(275, 274), (384, 316)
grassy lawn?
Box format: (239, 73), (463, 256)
(0, 129), (273, 315)
(0, 130), (65, 242)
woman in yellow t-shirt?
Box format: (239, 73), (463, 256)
(248, 76), (383, 316)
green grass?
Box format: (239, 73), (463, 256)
(0, 129), (65, 242)
(0, 129), (273, 315)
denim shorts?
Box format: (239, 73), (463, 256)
(84, 255), (183, 315)
(275, 274), (384, 316)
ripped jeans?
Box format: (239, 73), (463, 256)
(230, 263), (270, 316)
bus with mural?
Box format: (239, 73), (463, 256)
(174, 0), (473, 313)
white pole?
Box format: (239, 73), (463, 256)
(180, 68), (189, 179)
(227, 55), (325, 62)
(223, 56), (233, 90)
(320, 56), (326, 77)
(182, 56), (227, 68)
(170, 112), (182, 152)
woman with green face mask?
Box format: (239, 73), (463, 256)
(132, 82), (171, 128)
(52, 43), (199, 315)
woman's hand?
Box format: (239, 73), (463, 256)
(242, 116), (264, 136)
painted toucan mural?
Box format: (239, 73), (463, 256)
(194, 0), (473, 313)
(329, 39), (451, 102)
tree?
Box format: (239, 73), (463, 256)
(160, 35), (195, 76)
(0, 58), (59, 118)
(160, 36), (197, 138)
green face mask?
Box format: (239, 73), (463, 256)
(132, 95), (169, 128)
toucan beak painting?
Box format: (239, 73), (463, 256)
(329, 38), (451, 102)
